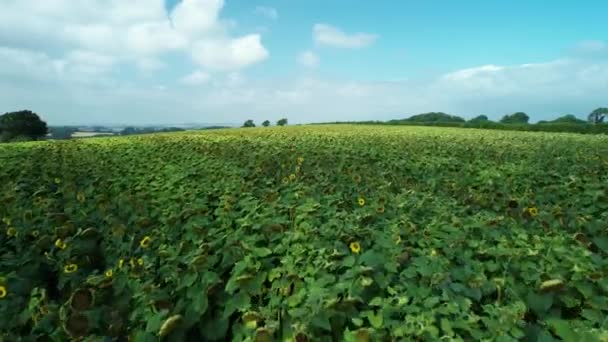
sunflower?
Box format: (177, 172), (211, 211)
(54, 178), (61, 184)
(0, 285), (6, 299)
(6, 227), (17, 237)
(296, 157), (304, 165)
(289, 174), (296, 181)
(55, 239), (67, 250)
(139, 236), (152, 249)
(31, 230), (39, 238)
(76, 192), (86, 203)
(349, 242), (362, 254)
(64, 264), (78, 274)
(352, 174), (362, 183)
(137, 258), (144, 266)
(282, 177), (289, 185)
(105, 269), (113, 278)
(357, 197), (365, 206)
(527, 207), (539, 217)
(376, 206), (385, 214)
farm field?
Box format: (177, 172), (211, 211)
(1, 125), (608, 341)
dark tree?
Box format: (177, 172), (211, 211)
(588, 108), (608, 124)
(468, 115), (489, 123)
(243, 120), (256, 128)
(548, 114), (587, 124)
(262, 120), (270, 127)
(500, 112), (529, 124)
(0, 110), (48, 142)
(49, 126), (77, 140)
(276, 118), (288, 126)
(403, 112), (466, 123)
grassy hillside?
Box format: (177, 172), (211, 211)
(1, 125), (608, 340)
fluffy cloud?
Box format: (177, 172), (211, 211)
(179, 70), (211, 86)
(0, 0), (268, 74)
(192, 35), (269, 71)
(6, 47), (607, 125)
(313, 24), (377, 48)
(254, 6), (278, 20)
(298, 51), (320, 68)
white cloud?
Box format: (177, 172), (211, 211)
(254, 6), (278, 20)
(298, 51), (320, 68)
(0, 0), (267, 73)
(170, 0), (225, 36)
(136, 58), (165, 71)
(313, 24), (377, 48)
(180, 70), (211, 86)
(192, 34), (269, 71)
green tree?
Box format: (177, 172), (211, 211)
(0, 110), (48, 142)
(548, 114), (587, 124)
(276, 118), (288, 126)
(588, 108), (608, 124)
(403, 112), (465, 123)
(243, 120), (256, 128)
(468, 115), (489, 123)
(49, 126), (77, 140)
(262, 120), (270, 127)
(500, 112), (529, 124)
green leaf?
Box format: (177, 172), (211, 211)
(364, 310), (383, 329)
(592, 237), (608, 253)
(546, 319), (579, 341)
(311, 312), (332, 331)
(254, 247), (273, 257)
(145, 311), (167, 333)
(343, 255), (356, 268)
(526, 292), (553, 316)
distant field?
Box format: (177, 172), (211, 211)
(1, 125), (607, 340)
(71, 131), (115, 138)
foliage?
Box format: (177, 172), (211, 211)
(391, 112), (466, 124)
(262, 120), (271, 127)
(243, 120), (256, 128)
(588, 108), (608, 124)
(49, 127), (78, 140)
(277, 118), (288, 126)
(1, 125), (608, 340)
(468, 115), (489, 123)
(0, 110), (48, 142)
(500, 112), (530, 124)
(540, 115), (587, 125)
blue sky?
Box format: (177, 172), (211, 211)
(1, 0), (607, 125)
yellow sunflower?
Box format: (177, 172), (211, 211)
(105, 269), (113, 278)
(137, 258), (144, 266)
(289, 174), (296, 181)
(357, 197), (365, 206)
(55, 239), (67, 250)
(527, 207), (539, 217)
(64, 264), (78, 274)
(139, 236), (152, 248)
(349, 242), (362, 254)
(0, 285), (6, 299)
(6, 227), (17, 237)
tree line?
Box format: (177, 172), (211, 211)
(243, 118), (288, 128)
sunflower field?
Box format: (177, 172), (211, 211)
(1, 125), (608, 341)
